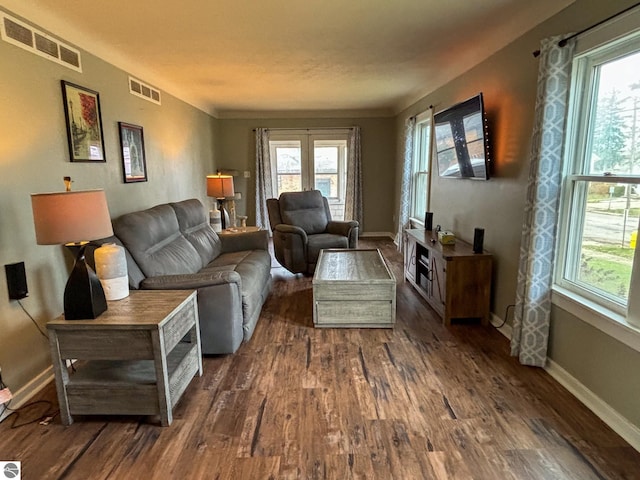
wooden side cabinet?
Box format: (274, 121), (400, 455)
(47, 290), (202, 426)
(404, 229), (492, 325)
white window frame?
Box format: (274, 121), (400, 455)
(553, 7), (640, 353)
(410, 110), (432, 222)
(268, 129), (350, 220)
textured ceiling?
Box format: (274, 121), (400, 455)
(2, 0), (573, 116)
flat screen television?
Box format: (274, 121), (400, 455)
(434, 93), (490, 180)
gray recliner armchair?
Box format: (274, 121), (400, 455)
(267, 190), (359, 274)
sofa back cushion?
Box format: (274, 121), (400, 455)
(278, 190), (330, 235)
(113, 204), (203, 278)
(170, 199), (222, 265)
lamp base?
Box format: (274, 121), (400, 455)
(63, 246), (108, 320)
(217, 198), (230, 230)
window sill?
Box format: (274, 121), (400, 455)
(409, 217), (424, 228)
(551, 286), (640, 353)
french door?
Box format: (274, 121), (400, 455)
(269, 132), (348, 220)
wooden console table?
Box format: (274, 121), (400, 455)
(404, 229), (492, 325)
(47, 290), (202, 426)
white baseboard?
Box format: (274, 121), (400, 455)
(489, 313), (640, 452)
(490, 312), (513, 339)
(0, 366), (54, 424)
(545, 359), (640, 452)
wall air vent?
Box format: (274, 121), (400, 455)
(1, 12), (82, 72)
(129, 76), (161, 105)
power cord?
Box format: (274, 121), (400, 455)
(17, 299), (48, 339)
(495, 303), (515, 329)
(1, 400), (59, 428)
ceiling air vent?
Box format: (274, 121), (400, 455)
(129, 76), (161, 105)
(1, 12), (82, 72)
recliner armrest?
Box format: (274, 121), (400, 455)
(274, 224), (308, 243)
(140, 271), (241, 290)
(327, 220), (358, 237)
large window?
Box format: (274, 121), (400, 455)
(557, 28), (640, 320)
(411, 112), (432, 220)
(269, 131), (348, 220)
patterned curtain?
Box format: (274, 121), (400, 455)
(345, 127), (363, 226)
(511, 36), (575, 367)
(395, 116), (416, 251)
(255, 128), (273, 230)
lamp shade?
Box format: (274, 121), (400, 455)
(31, 190), (113, 245)
(206, 174), (235, 198)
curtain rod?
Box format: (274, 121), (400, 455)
(532, 2), (640, 57)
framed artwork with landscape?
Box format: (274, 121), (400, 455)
(61, 81), (106, 162)
(118, 122), (148, 183)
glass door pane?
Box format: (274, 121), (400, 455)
(313, 138), (347, 220)
(314, 146), (338, 198)
(274, 143), (302, 195)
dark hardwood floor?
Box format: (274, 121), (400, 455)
(1, 238), (639, 479)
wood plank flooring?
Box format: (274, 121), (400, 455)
(1, 238), (639, 479)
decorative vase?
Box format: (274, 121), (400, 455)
(210, 205), (222, 232)
(94, 243), (129, 301)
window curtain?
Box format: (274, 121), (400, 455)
(255, 128), (273, 230)
(395, 116), (416, 251)
(511, 36), (576, 367)
(345, 126), (363, 226)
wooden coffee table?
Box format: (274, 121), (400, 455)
(312, 249), (396, 328)
(47, 290), (202, 426)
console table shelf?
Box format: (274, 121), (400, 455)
(403, 229), (492, 325)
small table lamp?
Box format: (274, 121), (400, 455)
(31, 189), (114, 320)
(206, 173), (235, 230)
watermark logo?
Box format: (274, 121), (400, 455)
(1, 462), (20, 479)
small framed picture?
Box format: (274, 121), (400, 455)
(61, 81), (106, 162)
(118, 122), (148, 183)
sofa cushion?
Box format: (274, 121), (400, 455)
(204, 249), (272, 327)
(113, 204), (202, 278)
(279, 190), (329, 235)
(170, 199), (222, 266)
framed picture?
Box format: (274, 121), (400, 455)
(61, 81), (106, 162)
(118, 122), (148, 183)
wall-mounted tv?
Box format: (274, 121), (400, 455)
(434, 93), (490, 180)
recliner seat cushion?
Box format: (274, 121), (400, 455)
(307, 233), (348, 264)
(279, 190), (329, 235)
(113, 204), (202, 277)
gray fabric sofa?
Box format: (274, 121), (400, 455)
(89, 198), (272, 354)
(266, 190), (359, 274)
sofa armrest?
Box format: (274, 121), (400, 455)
(140, 271), (241, 290)
(220, 230), (269, 253)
